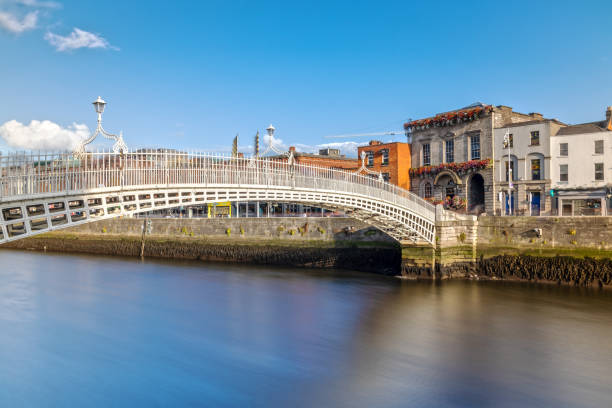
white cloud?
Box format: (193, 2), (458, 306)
(0, 119), (89, 150)
(16, 0), (61, 8)
(44, 27), (118, 52)
(0, 10), (37, 33)
(263, 133), (286, 150)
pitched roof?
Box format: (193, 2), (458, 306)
(499, 119), (566, 129)
(556, 121), (610, 135)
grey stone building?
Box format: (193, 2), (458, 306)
(405, 103), (543, 215)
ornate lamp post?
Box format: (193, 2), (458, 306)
(75, 96), (128, 156)
(355, 150), (384, 182)
(503, 129), (513, 215)
(260, 124), (294, 163)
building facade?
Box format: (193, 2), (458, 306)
(357, 141), (411, 190)
(282, 146), (360, 170)
(549, 107), (612, 216)
(406, 103), (540, 215)
(493, 118), (566, 215)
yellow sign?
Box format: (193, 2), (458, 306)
(207, 201), (232, 218)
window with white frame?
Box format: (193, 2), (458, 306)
(445, 140), (454, 163)
(381, 149), (389, 165)
(366, 151), (374, 167)
(470, 135), (480, 160)
(422, 144), (431, 166)
(530, 131), (540, 146)
(424, 182), (432, 198)
(595, 163), (604, 181)
(560, 164), (568, 182)
(382, 172), (390, 182)
(595, 140), (604, 154)
(559, 143), (568, 156)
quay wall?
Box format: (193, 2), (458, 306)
(399, 215), (612, 287)
(61, 216), (396, 243)
(3, 215), (612, 286)
(2, 217), (400, 275)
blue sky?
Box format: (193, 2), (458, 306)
(1, 0), (611, 155)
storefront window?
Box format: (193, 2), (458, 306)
(575, 199), (602, 216)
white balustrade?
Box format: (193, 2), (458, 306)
(0, 150), (436, 243)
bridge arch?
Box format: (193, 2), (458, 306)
(0, 151), (437, 245)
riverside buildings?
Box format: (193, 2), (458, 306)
(405, 103), (542, 215)
(285, 146), (359, 170)
(493, 116), (566, 215)
(357, 141), (411, 190)
(549, 107), (612, 216)
(493, 106), (612, 216)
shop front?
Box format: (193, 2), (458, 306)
(554, 190), (608, 216)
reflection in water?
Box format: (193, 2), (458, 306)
(0, 250), (611, 407)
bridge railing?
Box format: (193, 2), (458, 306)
(0, 150), (435, 220)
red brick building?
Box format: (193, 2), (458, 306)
(274, 147), (360, 170)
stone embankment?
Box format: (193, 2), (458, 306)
(3, 215), (612, 287)
(400, 215), (612, 287)
(3, 218), (400, 275)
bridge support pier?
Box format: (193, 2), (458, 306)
(400, 216), (478, 280)
(400, 244), (436, 279)
(400, 243), (478, 280)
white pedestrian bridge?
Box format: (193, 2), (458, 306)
(0, 150), (436, 245)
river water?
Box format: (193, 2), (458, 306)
(1, 250), (611, 407)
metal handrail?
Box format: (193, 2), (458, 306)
(0, 150), (435, 222)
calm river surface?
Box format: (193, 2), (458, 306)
(1, 250), (611, 407)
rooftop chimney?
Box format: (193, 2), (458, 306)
(529, 112), (543, 120)
(289, 146), (296, 153)
(369, 140), (382, 146)
(606, 107), (612, 130)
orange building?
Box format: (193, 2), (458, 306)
(357, 141), (411, 190)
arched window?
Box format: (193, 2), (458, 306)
(527, 153), (545, 180)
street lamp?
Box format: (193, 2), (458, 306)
(93, 96), (106, 115)
(503, 129), (513, 215)
(355, 150), (384, 182)
(74, 96), (128, 156)
(266, 124), (275, 139)
(261, 124), (287, 157)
